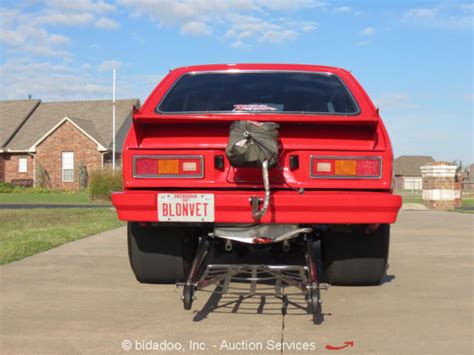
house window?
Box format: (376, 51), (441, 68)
(62, 152), (74, 182)
(18, 157), (27, 173)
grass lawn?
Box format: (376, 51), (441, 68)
(401, 195), (423, 204)
(462, 198), (474, 207)
(0, 191), (110, 205)
(0, 208), (124, 265)
(399, 194), (474, 208)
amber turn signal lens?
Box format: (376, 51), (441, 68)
(158, 159), (179, 174)
(335, 160), (356, 175)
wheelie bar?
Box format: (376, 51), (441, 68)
(179, 232), (325, 315)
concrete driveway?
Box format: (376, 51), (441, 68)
(1, 211), (472, 354)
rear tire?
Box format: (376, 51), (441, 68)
(128, 223), (197, 284)
(321, 224), (390, 286)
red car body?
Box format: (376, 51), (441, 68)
(112, 63), (401, 225)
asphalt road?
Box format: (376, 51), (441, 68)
(1, 211), (472, 354)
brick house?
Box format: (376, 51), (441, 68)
(394, 155), (435, 191)
(0, 99), (138, 190)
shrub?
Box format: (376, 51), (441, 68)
(36, 164), (50, 188)
(88, 168), (123, 201)
(0, 182), (16, 193)
(78, 162), (89, 189)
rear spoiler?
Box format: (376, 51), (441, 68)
(133, 111), (380, 125)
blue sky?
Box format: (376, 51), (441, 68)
(0, 0), (472, 164)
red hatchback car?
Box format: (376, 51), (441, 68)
(112, 64), (402, 311)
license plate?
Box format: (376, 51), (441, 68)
(158, 193), (215, 222)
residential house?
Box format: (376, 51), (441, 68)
(394, 155), (435, 191)
(0, 99), (139, 190)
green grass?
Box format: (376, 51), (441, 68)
(462, 198), (474, 207)
(401, 196), (423, 204)
(0, 191), (110, 205)
(0, 208), (124, 265)
(399, 194), (474, 208)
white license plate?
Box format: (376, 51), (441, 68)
(158, 193), (215, 222)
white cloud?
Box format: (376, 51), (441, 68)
(359, 26), (376, 36)
(332, 6), (361, 15)
(0, 0), (119, 60)
(333, 6), (352, 13)
(405, 8), (438, 20)
(180, 21), (212, 36)
(119, 0), (318, 46)
(0, 59), (162, 102)
(373, 93), (420, 110)
(45, 0), (116, 13)
(256, 0), (318, 11)
(224, 14), (312, 46)
(48, 34), (70, 45)
(96, 17), (119, 30)
(36, 13), (96, 26)
(0, 0), (120, 59)
(0, 8), (73, 58)
(98, 60), (122, 72)
(0, 29), (25, 46)
(0, 61), (111, 100)
(459, 3), (474, 11)
(0, 3), (151, 102)
(403, 4), (473, 30)
(0, 11), (72, 57)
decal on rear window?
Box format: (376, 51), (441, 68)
(233, 104), (283, 112)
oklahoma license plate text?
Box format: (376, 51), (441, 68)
(158, 193), (215, 222)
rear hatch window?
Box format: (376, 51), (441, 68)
(157, 72), (359, 115)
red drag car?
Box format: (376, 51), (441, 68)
(112, 64), (402, 312)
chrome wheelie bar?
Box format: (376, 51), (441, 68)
(177, 231), (327, 315)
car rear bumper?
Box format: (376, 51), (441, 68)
(112, 190), (402, 224)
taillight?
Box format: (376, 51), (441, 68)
(311, 156), (381, 179)
(133, 155), (203, 178)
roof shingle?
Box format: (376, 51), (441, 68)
(394, 155), (435, 176)
(0, 99), (41, 147)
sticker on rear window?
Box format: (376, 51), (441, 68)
(233, 103), (283, 112)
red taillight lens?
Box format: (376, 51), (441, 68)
(135, 158), (159, 176)
(311, 157), (381, 178)
(134, 155), (203, 178)
(356, 159), (379, 176)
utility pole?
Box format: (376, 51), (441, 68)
(112, 68), (116, 170)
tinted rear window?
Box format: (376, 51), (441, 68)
(157, 72), (359, 114)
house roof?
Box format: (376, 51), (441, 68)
(394, 155), (435, 176)
(0, 99), (41, 148)
(28, 116), (108, 153)
(6, 99), (139, 151)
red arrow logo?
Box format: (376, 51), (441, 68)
(325, 341), (354, 350)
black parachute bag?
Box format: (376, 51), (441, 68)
(225, 121), (280, 169)
(226, 121), (280, 220)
